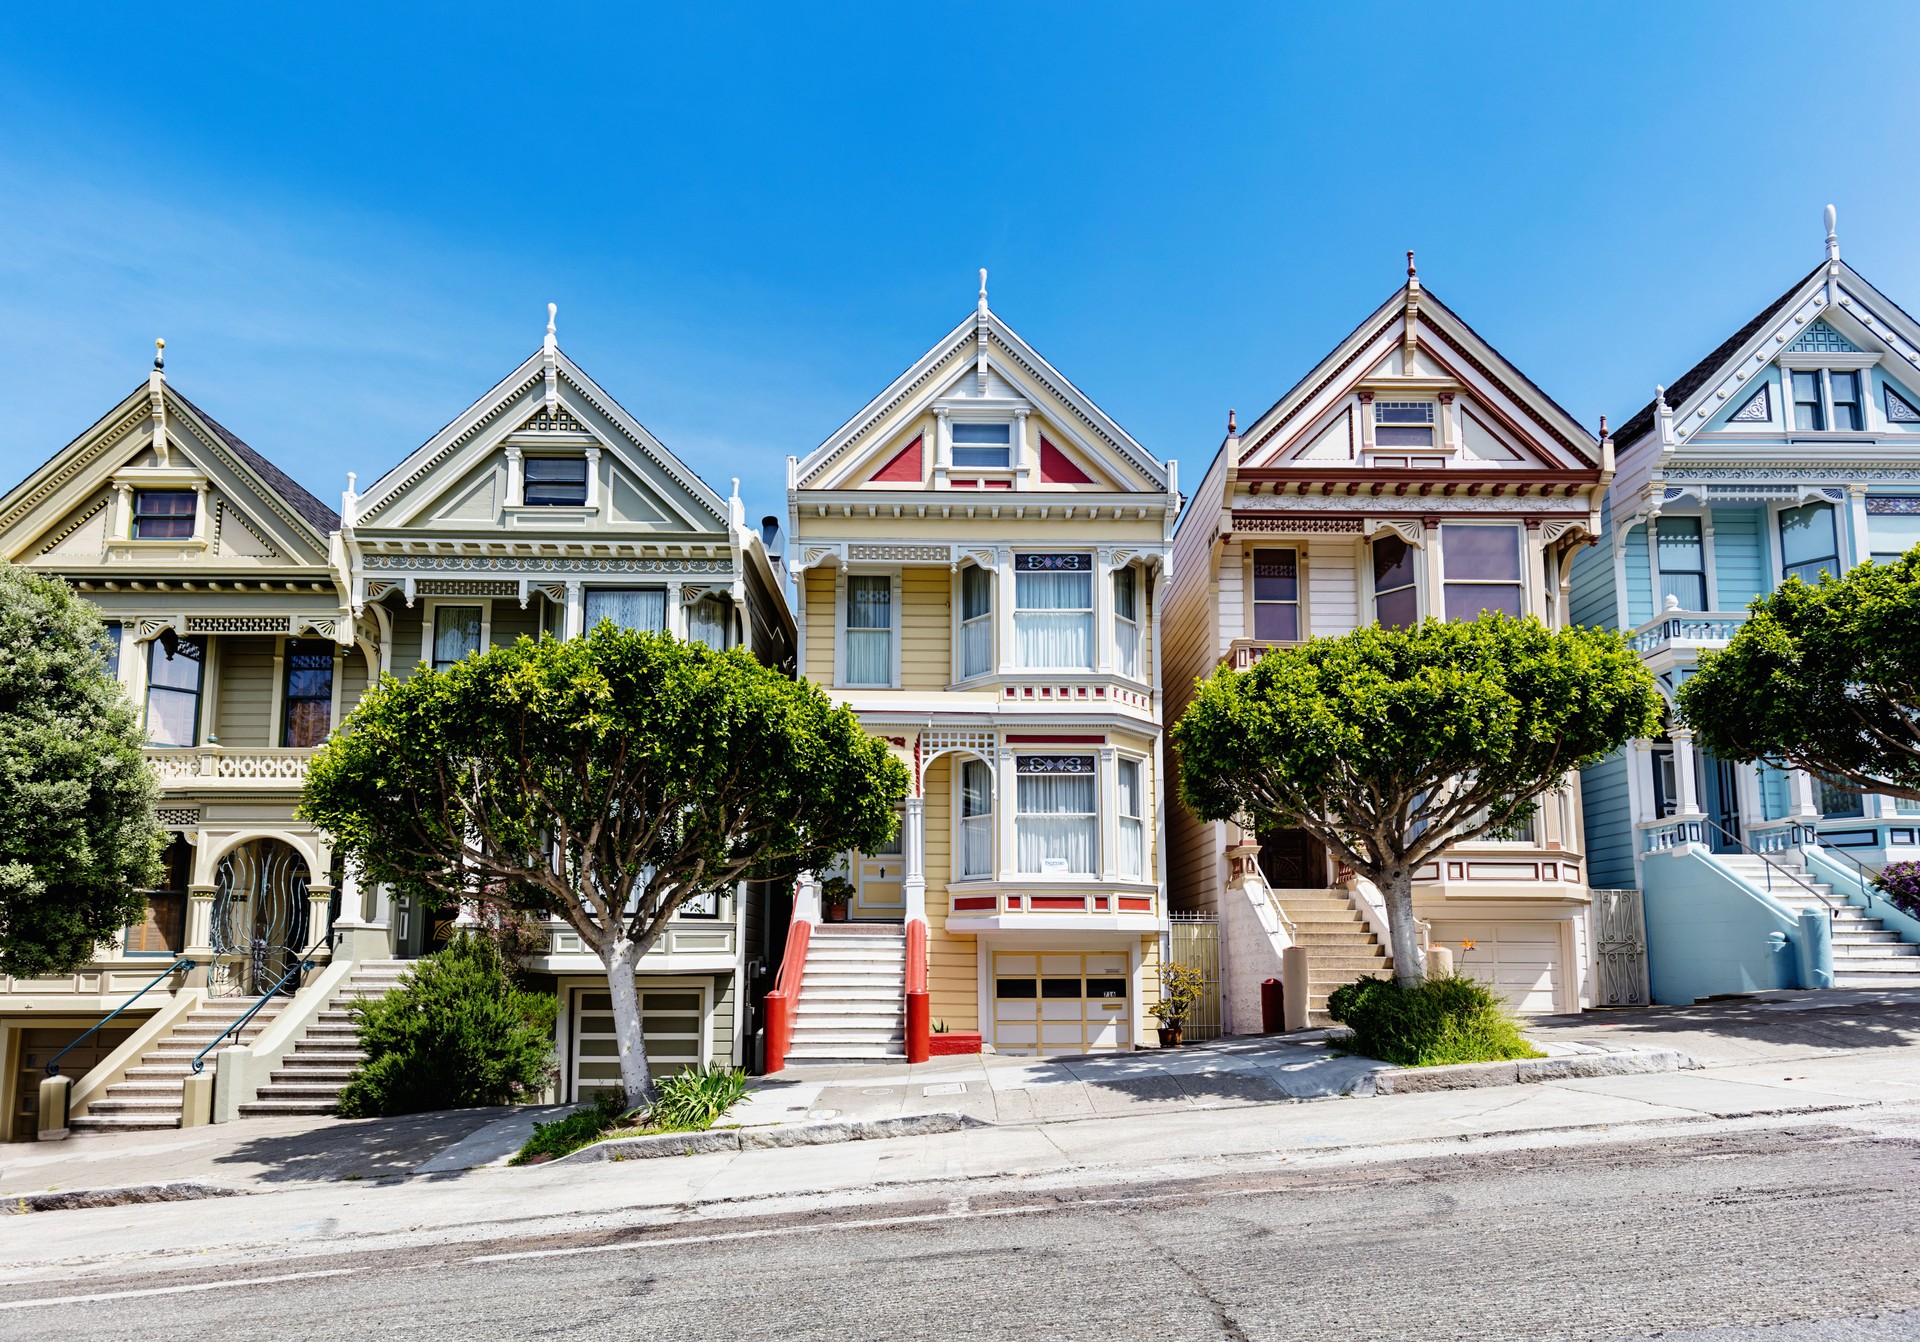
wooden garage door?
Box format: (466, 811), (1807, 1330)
(1427, 920), (1562, 1015)
(991, 952), (1131, 1056)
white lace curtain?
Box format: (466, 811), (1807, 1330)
(585, 588), (666, 634)
(1016, 773), (1096, 875)
(1118, 760), (1144, 879)
(960, 760), (993, 877)
(687, 594), (732, 648)
(1015, 571), (1092, 669)
(846, 576), (892, 685)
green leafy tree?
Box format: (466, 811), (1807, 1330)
(0, 563), (162, 976)
(1173, 614), (1660, 986)
(300, 626), (906, 1104)
(338, 932), (559, 1118)
(1678, 548), (1920, 802)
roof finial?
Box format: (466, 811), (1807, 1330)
(153, 337), (165, 372)
(1599, 414), (1609, 439)
(1227, 408), (1237, 435)
(1824, 204), (1839, 263)
(1655, 384), (1668, 411)
(1407, 250), (1417, 279)
(545, 302), (557, 346)
(978, 267), (989, 313)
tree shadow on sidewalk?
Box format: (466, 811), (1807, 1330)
(1525, 989), (1920, 1061)
(208, 1106), (526, 1184)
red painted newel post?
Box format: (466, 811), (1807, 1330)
(905, 918), (931, 1064)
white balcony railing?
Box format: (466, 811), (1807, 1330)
(1628, 610), (1748, 657)
(145, 747), (316, 787)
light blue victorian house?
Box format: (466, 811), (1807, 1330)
(1572, 208), (1920, 1004)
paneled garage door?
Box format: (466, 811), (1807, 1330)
(1426, 920), (1563, 1015)
(991, 952), (1131, 1056)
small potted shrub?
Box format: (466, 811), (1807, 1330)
(1150, 963), (1206, 1047)
(1876, 861), (1920, 920)
(819, 875), (854, 924)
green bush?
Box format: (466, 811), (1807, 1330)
(509, 1094), (623, 1165)
(337, 934), (558, 1118)
(1327, 974), (1542, 1068)
(646, 1065), (751, 1131)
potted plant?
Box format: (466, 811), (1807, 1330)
(819, 875), (854, 924)
(1150, 963), (1206, 1047)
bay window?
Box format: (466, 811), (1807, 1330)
(1016, 755), (1096, 876)
(1118, 757), (1144, 880)
(1113, 565), (1140, 677)
(1252, 548), (1299, 641)
(1372, 535), (1418, 628)
(960, 759), (993, 878)
(146, 634), (205, 747)
(845, 575), (893, 686)
(282, 639), (335, 747)
(960, 565), (992, 678)
(1014, 554), (1093, 669)
(1441, 525), (1523, 620)
(430, 606), (483, 669)
(1779, 503), (1839, 585)
(586, 588), (667, 634)
(1656, 517), (1708, 611)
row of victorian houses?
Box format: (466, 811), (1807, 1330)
(4, 210), (1918, 1140)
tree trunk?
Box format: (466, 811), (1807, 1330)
(599, 935), (654, 1109)
(1380, 866), (1425, 989)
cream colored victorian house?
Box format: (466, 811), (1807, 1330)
(779, 277), (1179, 1061)
(0, 347), (374, 1139)
(1164, 266), (1612, 1030)
(341, 308), (793, 1098)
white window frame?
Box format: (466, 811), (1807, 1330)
(1112, 563), (1141, 678)
(521, 452), (593, 508)
(949, 420), (1014, 470)
(955, 563), (994, 682)
(583, 585), (671, 636)
(1116, 754), (1145, 880)
(1014, 753), (1099, 878)
(1368, 533), (1423, 627)
(837, 568), (900, 688)
(422, 598), (492, 670)
(1012, 552), (1095, 672)
(954, 756), (995, 882)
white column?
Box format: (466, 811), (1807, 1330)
(666, 581), (684, 638)
(504, 446), (524, 507)
(1790, 767), (1820, 819)
(1670, 728), (1703, 818)
(997, 747), (1018, 881)
(996, 552), (1017, 675)
(1097, 747), (1118, 882)
(1846, 483), (1870, 567)
(564, 580), (584, 639)
(111, 483), (134, 541)
(1523, 522), (1547, 622)
(584, 448), (603, 511)
(1013, 408), (1031, 490)
(934, 409), (952, 488)
(191, 483), (210, 543)
(902, 795), (927, 924)
(333, 866), (367, 928)
(1093, 549), (1114, 675)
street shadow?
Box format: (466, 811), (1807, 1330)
(1526, 989), (1920, 1058)
(209, 1106), (524, 1184)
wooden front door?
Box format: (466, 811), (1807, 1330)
(1259, 828), (1327, 889)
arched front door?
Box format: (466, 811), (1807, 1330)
(210, 839), (312, 996)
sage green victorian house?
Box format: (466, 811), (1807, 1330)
(0, 345), (381, 1139)
(341, 308), (795, 1099)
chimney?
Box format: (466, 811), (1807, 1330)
(760, 515), (785, 583)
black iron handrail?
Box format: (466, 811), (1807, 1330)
(1697, 816), (1843, 915)
(45, 956), (194, 1077)
(190, 936), (330, 1076)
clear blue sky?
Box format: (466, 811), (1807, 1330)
(4, 4), (1918, 526)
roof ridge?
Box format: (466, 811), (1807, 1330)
(167, 388), (341, 534)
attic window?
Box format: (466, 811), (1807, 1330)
(524, 456), (588, 506)
(133, 490), (196, 539)
(952, 423), (1012, 469)
(1374, 401), (1434, 448)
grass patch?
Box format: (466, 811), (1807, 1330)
(510, 1066), (753, 1165)
(1327, 974), (1544, 1068)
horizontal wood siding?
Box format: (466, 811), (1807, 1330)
(1161, 447), (1228, 917)
(390, 603), (424, 677)
(341, 646), (370, 717)
(709, 973), (737, 1066)
(924, 757), (979, 1031)
(1579, 749), (1636, 890)
(900, 567), (949, 691)
(804, 569), (835, 684)
(1217, 539), (1244, 646)
(1623, 523), (1653, 627)
(1712, 507), (1766, 610)
(214, 637), (276, 746)
(1569, 495), (1617, 629)
(1307, 537), (1359, 636)
(490, 600), (541, 648)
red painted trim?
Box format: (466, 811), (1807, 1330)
(1118, 896), (1153, 912)
(951, 895), (997, 911)
(1039, 437), (1095, 485)
(870, 434), (924, 484)
(1031, 896), (1086, 911)
(982, 479), (1013, 490)
(929, 1032), (984, 1057)
(763, 909), (812, 1074)
(905, 918), (930, 1064)
(1004, 733), (1106, 744)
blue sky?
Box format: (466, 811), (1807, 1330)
(3, 4), (1918, 525)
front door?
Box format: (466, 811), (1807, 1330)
(851, 828), (905, 921)
(1701, 753), (1742, 853)
(1258, 828), (1326, 889)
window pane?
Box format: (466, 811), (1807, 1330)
(962, 760), (992, 817)
(283, 640), (334, 747)
(1375, 426), (1434, 447)
(960, 616), (992, 678)
(147, 636), (204, 691)
(1015, 612), (1092, 668)
(134, 491), (197, 539)
(847, 630), (890, 684)
(1792, 372), (1825, 430)
(524, 456), (588, 506)
(284, 698), (332, 748)
(1373, 536), (1415, 592)
(687, 594), (731, 648)
(1374, 402), (1434, 424)
(847, 576), (891, 629)
(586, 588), (667, 634)
(1253, 603), (1299, 640)
(146, 639), (204, 748)
(432, 606), (482, 667)
(1113, 567), (1137, 620)
(1442, 526), (1521, 581)
(1443, 584), (1523, 621)
(1659, 572), (1708, 611)
(961, 566), (992, 621)
(1117, 760), (1141, 818)
(996, 978), (1037, 999)
(1656, 516), (1702, 567)
(952, 423), (1012, 444)
(1779, 503), (1838, 580)
(1831, 372), (1862, 430)
(100, 622), (121, 680)
(1375, 585), (1418, 629)
(1252, 549), (1297, 603)
(1015, 571), (1092, 611)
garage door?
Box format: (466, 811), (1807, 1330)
(991, 952), (1131, 1056)
(571, 983), (708, 1102)
(1426, 921), (1563, 1015)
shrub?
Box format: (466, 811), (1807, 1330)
(1876, 861), (1920, 920)
(1327, 973), (1542, 1068)
(337, 934), (558, 1118)
(509, 1094), (623, 1165)
(645, 1065), (751, 1132)
(1150, 963), (1207, 1025)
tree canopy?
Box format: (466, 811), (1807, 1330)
(0, 564), (162, 977)
(1173, 613), (1660, 985)
(1677, 548), (1920, 802)
(300, 625), (907, 1101)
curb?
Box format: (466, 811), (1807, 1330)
(553, 1112), (991, 1165)
(1, 1180), (246, 1214)
(1368, 1047), (1699, 1095)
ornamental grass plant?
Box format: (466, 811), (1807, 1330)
(510, 1064), (754, 1165)
(1327, 973), (1543, 1068)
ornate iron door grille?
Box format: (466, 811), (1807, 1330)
(210, 840), (311, 997)
(1166, 913), (1223, 1041)
(1592, 888), (1650, 1008)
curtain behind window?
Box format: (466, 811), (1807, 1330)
(1118, 760), (1144, 879)
(846, 576), (892, 684)
(1016, 772), (1096, 874)
(584, 588), (667, 634)
(1014, 571), (1093, 668)
(960, 759), (992, 877)
(687, 594), (731, 648)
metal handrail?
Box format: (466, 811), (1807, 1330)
(45, 956), (194, 1077)
(1797, 832), (1881, 907)
(1695, 816), (1843, 915)
(190, 936), (329, 1076)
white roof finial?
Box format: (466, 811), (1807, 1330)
(1824, 204), (1839, 263)
(153, 337), (166, 372)
(545, 302), (558, 349)
(978, 268), (989, 313)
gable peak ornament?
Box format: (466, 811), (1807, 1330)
(542, 302), (559, 413)
(148, 337), (169, 464)
(977, 267), (989, 314)
(153, 337), (166, 372)
(1824, 203), (1840, 265)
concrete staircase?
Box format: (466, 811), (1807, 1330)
(788, 924), (906, 1063)
(239, 960), (411, 1117)
(1718, 855), (1920, 987)
(69, 996), (289, 1132)
(1271, 887), (1392, 1024)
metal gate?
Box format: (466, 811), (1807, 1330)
(1166, 913), (1222, 1041)
(1591, 888), (1650, 1008)
(210, 839), (311, 997)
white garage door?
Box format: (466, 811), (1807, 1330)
(991, 952), (1131, 1056)
(1427, 920), (1563, 1015)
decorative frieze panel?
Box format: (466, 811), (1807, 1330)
(1866, 496), (1920, 514)
(1234, 493), (1587, 515)
(155, 806), (201, 827)
(414, 579), (520, 597)
(367, 556), (726, 575)
(1231, 515), (1365, 534)
(847, 543), (949, 563)
(185, 615), (292, 634)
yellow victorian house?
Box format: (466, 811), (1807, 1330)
(775, 276), (1179, 1062)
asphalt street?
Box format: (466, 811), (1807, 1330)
(8, 1114), (1920, 1341)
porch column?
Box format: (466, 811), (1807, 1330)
(186, 885), (217, 956)
(564, 580), (584, 639)
(901, 796), (926, 925)
(1789, 768), (1820, 819)
(1670, 728), (1703, 818)
(997, 746), (1018, 880)
(305, 881), (335, 957)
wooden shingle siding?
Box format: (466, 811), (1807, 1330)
(900, 567), (950, 690)
(1307, 537), (1359, 636)
(213, 637), (276, 746)
(1712, 507), (1766, 609)
(1624, 523), (1653, 627)
(1579, 748), (1636, 889)
(804, 569), (835, 683)
(1569, 496), (1618, 629)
